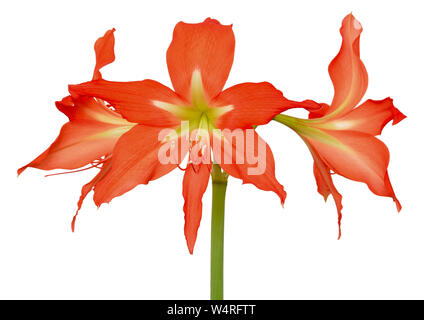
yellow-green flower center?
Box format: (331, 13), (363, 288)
(154, 70), (232, 136)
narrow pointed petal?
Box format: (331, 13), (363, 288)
(309, 144), (343, 238)
(212, 129), (286, 203)
(322, 98), (406, 135)
(69, 79), (184, 127)
(306, 130), (401, 210)
(93, 125), (188, 206)
(326, 14), (368, 118)
(214, 82), (321, 129)
(18, 97), (134, 175)
(384, 172), (402, 211)
(18, 122), (122, 173)
(93, 28), (116, 80)
(72, 159), (112, 232)
(182, 163), (211, 254)
(167, 18), (235, 101)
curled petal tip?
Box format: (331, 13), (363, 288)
(71, 215), (77, 232)
(392, 108), (407, 125)
(17, 167), (26, 176)
(395, 199), (402, 212)
(344, 12), (362, 30)
(382, 97), (406, 125)
(341, 13), (363, 37)
(352, 17), (362, 31)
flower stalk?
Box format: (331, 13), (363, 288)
(210, 163), (228, 300)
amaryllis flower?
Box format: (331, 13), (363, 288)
(18, 29), (136, 230)
(69, 18), (316, 253)
(274, 14), (406, 237)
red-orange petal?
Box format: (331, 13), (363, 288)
(213, 82), (321, 129)
(69, 79), (183, 127)
(182, 163), (211, 254)
(18, 96), (133, 175)
(306, 129), (401, 211)
(72, 159), (113, 232)
(325, 14), (368, 118)
(212, 129), (286, 204)
(308, 143), (343, 238)
(93, 28), (116, 80)
(166, 18), (235, 101)
(325, 98), (406, 135)
(93, 125), (188, 206)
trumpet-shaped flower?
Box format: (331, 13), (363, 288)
(274, 14), (406, 237)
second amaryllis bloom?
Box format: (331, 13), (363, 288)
(274, 14), (405, 237)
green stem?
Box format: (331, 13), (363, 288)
(210, 164), (228, 300)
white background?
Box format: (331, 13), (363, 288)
(1, 0), (423, 299)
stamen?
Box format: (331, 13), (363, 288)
(177, 164), (187, 171)
(44, 165), (100, 177)
(45, 156), (111, 177)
